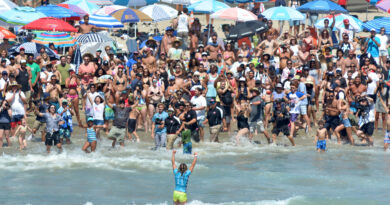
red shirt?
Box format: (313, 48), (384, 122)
(79, 62), (95, 85)
(338, 0), (347, 6)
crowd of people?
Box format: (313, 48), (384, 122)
(0, 4), (390, 154)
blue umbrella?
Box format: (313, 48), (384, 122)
(114, 0), (159, 7)
(363, 17), (390, 34)
(224, 0), (267, 3)
(297, 0), (348, 14)
(262, 6), (305, 21)
(187, 0), (230, 14)
(0, 7), (46, 25)
(80, 14), (124, 28)
(36, 4), (80, 20)
(315, 14), (363, 32)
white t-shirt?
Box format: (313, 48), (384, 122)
(177, 14), (189, 33)
(376, 34), (389, 50)
(92, 103), (104, 121)
(367, 72), (379, 95)
(190, 95), (207, 120)
(337, 25), (358, 42)
(0, 78), (8, 91)
(85, 92), (101, 113)
(5, 91), (26, 116)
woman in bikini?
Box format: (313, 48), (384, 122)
(223, 42), (236, 67)
(194, 44), (205, 62)
(134, 83), (149, 132)
(238, 42), (251, 62)
(65, 69), (82, 125)
(148, 77), (164, 129)
(142, 69), (152, 91)
(114, 67), (127, 104)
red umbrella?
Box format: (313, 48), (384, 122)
(0, 26), (16, 39)
(22, 17), (77, 32)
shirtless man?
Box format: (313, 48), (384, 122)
(274, 44), (293, 69)
(347, 76), (367, 103)
(246, 71), (256, 91)
(342, 50), (359, 74)
(189, 31), (199, 54)
(161, 27), (176, 55)
(257, 34), (278, 56)
(204, 34), (223, 61)
(267, 20), (279, 40)
(8, 56), (19, 76)
(142, 48), (157, 74)
(45, 75), (62, 109)
(16, 48), (27, 64)
(324, 91), (340, 140)
(80, 15), (97, 34)
(127, 97), (140, 142)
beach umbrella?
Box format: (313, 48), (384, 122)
(366, 0), (379, 5)
(87, 0), (113, 6)
(161, 0), (200, 5)
(187, 0), (230, 13)
(297, 0), (348, 14)
(22, 17), (78, 32)
(210, 7), (257, 22)
(224, 0), (267, 3)
(109, 8), (152, 23)
(0, 7), (46, 25)
(0, 26), (16, 39)
(315, 14), (363, 32)
(32, 32), (77, 48)
(57, 3), (88, 16)
(363, 17), (390, 34)
(36, 4), (81, 20)
(76, 32), (113, 43)
(114, 0), (159, 7)
(227, 20), (268, 40)
(72, 45), (82, 74)
(80, 14), (124, 28)
(262, 6), (305, 21)
(377, 0), (390, 13)
(139, 4), (178, 22)
(8, 42), (59, 59)
(0, 0), (17, 13)
(94, 5), (127, 15)
(61, 0), (100, 14)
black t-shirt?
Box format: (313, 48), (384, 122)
(207, 106), (224, 127)
(184, 110), (197, 131)
(113, 106), (132, 128)
(165, 116), (181, 134)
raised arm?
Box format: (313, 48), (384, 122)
(189, 152), (198, 172)
(171, 150), (177, 170)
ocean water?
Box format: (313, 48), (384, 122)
(0, 130), (389, 205)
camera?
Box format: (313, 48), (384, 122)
(155, 118), (163, 125)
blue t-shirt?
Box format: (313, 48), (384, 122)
(366, 37), (381, 57)
(297, 82), (308, 105)
(173, 169), (191, 193)
(152, 111), (168, 133)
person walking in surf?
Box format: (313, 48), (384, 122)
(171, 150), (198, 205)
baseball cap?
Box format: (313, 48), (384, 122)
(19, 47), (25, 50)
(239, 77), (246, 82)
(201, 52), (208, 56)
(238, 54), (244, 57)
(87, 117), (94, 122)
(370, 28), (376, 32)
(169, 76), (175, 81)
(166, 26), (174, 31)
(96, 49), (102, 53)
(62, 99), (68, 104)
(9, 55), (15, 60)
(198, 44), (204, 48)
(103, 60), (109, 65)
(276, 83), (283, 88)
(343, 19), (349, 24)
(168, 108), (175, 112)
(194, 71), (200, 76)
(2, 71), (8, 75)
(336, 68), (342, 72)
(209, 98), (216, 104)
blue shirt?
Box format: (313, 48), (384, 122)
(173, 169), (191, 193)
(152, 111), (168, 133)
(297, 82), (308, 105)
(366, 37), (381, 57)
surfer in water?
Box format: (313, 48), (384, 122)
(171, 150), (198, 205)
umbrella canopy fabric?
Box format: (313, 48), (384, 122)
(114, 0), (159, 7)
(8, 42), (59, 59)
(366, 0), (379, 5)
(76, 32), (113, 43)
(36, 4), (81, 20)
(224, 0), (267, 3)
(210, 7), (257, 22)
(72, 45), (82, 74)
(139, 4), (178, 22)
(94, 5), (127, 15)
(80, 14), (124, 28)
(227, 20), (268, 40)
(315, 14), (363, 32)
(57, 3), (88, 16)
(62, 0), (100, 14)
(87, 0), (113, 6)
(161, 0), (199, 5)
(363, 17), (390, 34)
(0, 0), (17, 13)
(22, 17), (78, 32)
(109, 8), (152, 23)
(377, 0), (390, 13)
(32, 32), (77, 47)
(0, 7), (46, 25)
(297, 0), (348, 14)
(262, 6), (305, 21)
(187, 0), (230, 14)
(0, 26), (16, 39)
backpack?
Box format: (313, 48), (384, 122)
(221, 90), (233, 105)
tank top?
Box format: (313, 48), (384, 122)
(92, 103), (104, 121)
(237, 113), (249, 129)
(309, 69), (319, 84)
(177, 14), (189, 33)
(206, 73), (218, 98)
(87, 127), (97, 142)
(16, 68), (30, 92)
(0, 109), (11, 124)
(190, 80), (202, 96)
(290, 45), (299, 56)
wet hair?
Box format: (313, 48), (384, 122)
(179, 163), (188, 176)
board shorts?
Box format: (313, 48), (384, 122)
(316, 140), (326, 151)
(249, 121), (265, 133)
(167, 134), (178, 150)
(173, 191), (187, 203)
(380, 49), (388, 57)
(93, 120), (104, 126)
(104, 105), (115, 120)
(11, 114), (24, 129)
(45, 131), (60, 146)
(183, 142), (192, 154)
(108, 126), (125, 143)
(385, 131), (390, 144)
(290, 113), (299, 122)
(127, 119), (136, 133)
(361, 122), (374, 136)
(272, 125), (290, 136)
(59, 128), (71, 139)
(33, 121), (46, 131)
(325, 115), (340, 131)
(197, 118), (205, 128)
(0, 123), (10, 130)
(210, 124), (221, 134)
(299, 104), (307, 115)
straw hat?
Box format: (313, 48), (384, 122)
(146, 36), (156, 45)
(173, 39), (182, 46)
(250, 87), (260, 94)
(7, 81), (21, 90)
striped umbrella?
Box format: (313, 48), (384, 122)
(315, 14), (363, 32)
(94, 5), (127, 15)
(36, 4), (81, 20)
(377, 0), (390, 13)
(0, 26), (16, 39)
(76, 32), (113, 43)
(8, 42), (59, 59)
(72, 45), (82, 74)
(62, 0), (100, 14)
(139, 4), (178, 22)
(161, 0), (199, 5)
(363, 17), (390, 34)
(32, 32), (77, 47)
(57, 3), (88, 16)
(114, 0), (159, 7)
(87, 0), (113, 6)
(187, 0), (230, 14)
(210, 7), (257, 22)
(0, 7), (46, 25)
(262, 6), (305, 21)
(80, 14), (124, 28)
(109, 8), (152, 23)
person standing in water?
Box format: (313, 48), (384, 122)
(171, 150), (198, 205)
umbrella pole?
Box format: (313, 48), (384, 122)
(366, 2), (368, 21)
(207, 14), (211, 43)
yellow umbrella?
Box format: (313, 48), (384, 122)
(109, 8), (152, 23)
